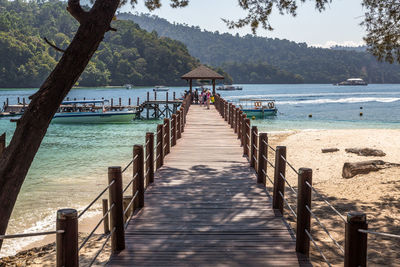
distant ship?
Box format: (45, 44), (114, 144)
(336, 78), (368, 86)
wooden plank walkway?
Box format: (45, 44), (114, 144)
(108, 105), (311, 266)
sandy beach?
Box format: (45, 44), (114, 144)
(266, 129), (400, 266)
(1, 128), (399, 266)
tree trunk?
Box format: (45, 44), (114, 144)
(0, 0), (119, 249)
(342, 160), (400, 178)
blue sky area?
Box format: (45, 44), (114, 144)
(120, 0), (365, 48)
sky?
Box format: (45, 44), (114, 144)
(119, 0), (366, 48)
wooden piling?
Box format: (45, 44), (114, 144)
(133, 145), (144, 208)
(156, 124), (164, 169)
(128, 98), (131, 106)
(56, 209), (78, 267)
(171, 114), (177, 146)
(273, 146), (286, 214)
(22, 98), (26, 107)
(250, 126), (258, 169)
(137, 97), (140, 106)
(345, 212), (368, 267)
(108, 166), (125, 252)
(243, 118), (250, 157)
(164, 118), (170, 155)
(146, 133), (154, 184)
(17, 97), (20, 104)
(119, 98), (121, 107)
(146, 92), (150, 119)
(0, 133), (5, 156)
(173, 92), (176, 100)
(123, 195), (133, 223)
(176, 111), (182, 139)
(111, 98), (114, 108)
(154, 91), (157, 100)
(102, 199), (110, 234)
(257, 133), (268, 184)
(296, 168), (312, 256)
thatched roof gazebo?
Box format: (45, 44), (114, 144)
(181, 65), (224, 95)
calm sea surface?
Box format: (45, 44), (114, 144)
(0, 84), (399, 255)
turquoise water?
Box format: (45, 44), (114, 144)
(0, 84), (399, 256)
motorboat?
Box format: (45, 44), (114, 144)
(236, 98), (277, 118)
(217, 85), (243, 91)
(52, 100), (135, 124)
(336, 78), (368, 86)
(153, 85), (170, 92)
(124, 84), (133, 89)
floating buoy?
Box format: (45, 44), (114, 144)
(252, 116), (256, 120)
(359, 112), (363, 116)
(360, 107), (363, 109)
(308, 114), (312, 118)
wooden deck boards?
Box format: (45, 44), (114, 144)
(108, 105), (310, 266)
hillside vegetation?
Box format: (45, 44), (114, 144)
(123, 13), (400, 84)
(0, 0), (201, 87)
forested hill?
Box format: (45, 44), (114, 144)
(0, 1), (201, 88)
(120, 13), (400, 84)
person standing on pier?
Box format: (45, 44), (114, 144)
(206, 90), (211, 109)
(194, 89), (199, 104)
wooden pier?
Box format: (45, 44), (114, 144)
(108, 104), (310, 266)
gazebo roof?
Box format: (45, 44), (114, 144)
(181, 65), (224, 80)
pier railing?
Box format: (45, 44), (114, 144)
(214, 95), (400, 267)
(0, 94), (192, 266)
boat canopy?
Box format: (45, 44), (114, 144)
(61, 100), (109, 105)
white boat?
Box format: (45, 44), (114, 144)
(153, 85), (169, 92)
(336, 78), (368, 86)
(52, 100), (135, 124)
(217, 85), (243, 91)
(124, 84), (133, 89)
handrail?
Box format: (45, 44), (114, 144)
(124, 190), (139, 216)
(88, 227), (115, 267)
(262, 139), (276, 152)
(79, 203), (115, 251)
(279, 173), (298, 197)
(123, 173), (138, 194)
(305, 181), (346, 223)
(279, 191), (297, 219)
(280, 155), (299, 175)
(358, 229), (400, 239)
(0, 230), (64, 240)
(305, 229), (332, 267)
(78, 179), (115, 219)
(306, 205), (344, 255)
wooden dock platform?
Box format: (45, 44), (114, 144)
(108, 105), (311, 266)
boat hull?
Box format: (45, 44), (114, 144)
(52, 112), (135, 124)
(242, 108), (277, 118)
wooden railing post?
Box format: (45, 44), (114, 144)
(237, 110), (243, 139)
(56, 209), (78, 267)
(176, 111), (181, 139)
(273, 146), (286, 214)
(257, 133), (267, 184)
(221, 100), (225, 118)
(156, 124), (164, 169)
(241, 113), (247, 146)
(102, 199), (110, 234)
(180, 107), (184, 133)
(345, 212), (368, 267)
(146, 133), (154, 184)
(0, 133), (5, 156)
(250, 126), (258, 169)
(243, 118), (250, 157)
(164, 118), (170, 155)
(108, 166), (125, 252)
(171, 114), (177, 146)
(230, 104), (234, 128)
(224, 102), (228, 121)
(234, 108), (238, 133)
(296, 168), (312, 256)
(133, 145), (145, 208)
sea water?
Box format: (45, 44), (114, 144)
(0, 84), (399, 256)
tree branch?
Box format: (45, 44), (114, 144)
(67, 0), (87, 23)
(43, 37), (66, 53)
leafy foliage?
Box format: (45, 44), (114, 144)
(125, 13), (400, 84)
(0, 0), (200, 87)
